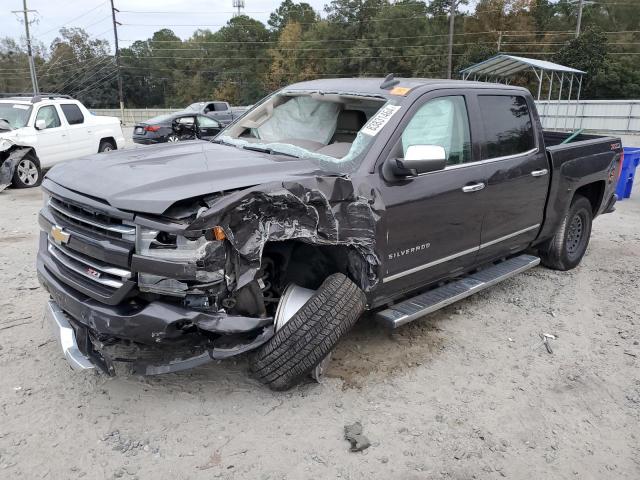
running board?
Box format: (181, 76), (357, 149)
(376, 254), (540, 328)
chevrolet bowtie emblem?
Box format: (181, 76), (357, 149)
(51, 225), (70, 245)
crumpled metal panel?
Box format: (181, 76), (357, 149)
(0, 148), (30, 192)
(187, 176), (382, 292)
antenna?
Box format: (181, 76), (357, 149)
(232, 0), (245, 17)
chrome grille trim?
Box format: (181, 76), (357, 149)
(48, 199), (135, 236)
(49, 239), (131, 279)
(48, 242), (126, 289)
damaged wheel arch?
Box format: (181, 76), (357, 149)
(0, 145), (38, 192)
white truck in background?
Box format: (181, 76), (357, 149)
(0, 94), (124, 191)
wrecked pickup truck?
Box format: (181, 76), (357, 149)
(37, 77), (622, 390)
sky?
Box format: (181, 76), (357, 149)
(3, 0), (330, 52)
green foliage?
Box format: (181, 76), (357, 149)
(2, 0), (639, 107)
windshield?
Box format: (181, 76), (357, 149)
(219, 91), (397, 173)
(186, 103), (203, 111)
(0, 103), (32, 129)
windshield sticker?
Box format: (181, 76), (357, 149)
(12, 105), (30, 110)
(361, 105), (401, 137)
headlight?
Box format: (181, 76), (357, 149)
(42, 190), (51, 207)
(136, 227), (225, 296)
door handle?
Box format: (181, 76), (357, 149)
(462, 182), (485, 193)
(531, 169), (548, 177)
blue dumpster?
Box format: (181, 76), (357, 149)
(616, 147), (640, 200)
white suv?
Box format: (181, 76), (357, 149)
(0, 94), (124, 189)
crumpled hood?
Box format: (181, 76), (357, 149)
(45, 141), (321, 214)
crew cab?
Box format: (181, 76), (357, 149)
(185, 101), (248, 126)
(0, 94), (124, 190)
(37, 78), (622, 390)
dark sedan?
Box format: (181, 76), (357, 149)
(132, 112), (223, 145)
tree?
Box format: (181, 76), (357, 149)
(553, 27), (608, 97)
(268, 1), (318, 34)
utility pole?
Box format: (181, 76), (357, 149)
(575, 0), (584, 37)
(497, 31), (503, 52)
(12, 0), (39, 94)
(447, 0), (456, 79)
(110, 0), (125, 122)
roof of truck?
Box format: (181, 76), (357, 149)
(283, 77), (527, 98)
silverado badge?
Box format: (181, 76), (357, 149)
(51, 225), (70, 245)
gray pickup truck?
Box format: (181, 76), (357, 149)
(186, 101), (247, 126)
(37, 77), (622, 390)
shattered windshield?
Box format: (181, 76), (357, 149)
(0, 103), (32, 129)
(219, 91), (399, 173)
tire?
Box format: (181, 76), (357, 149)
(250, 273), (366, 391)
(540, 195), (593, 271)
(11, 153), (42, 188)
(98, 139), (116, 152)
(167, 134), (179, 143)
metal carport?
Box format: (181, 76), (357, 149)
(459, 54), (586, 102)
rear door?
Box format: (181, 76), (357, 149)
(474, 93), (550, 264)
(32, 104), (68, 168)
(375, 91), (487, 295)
(213, 102), (232, 124)
(59, 103), (94, 157)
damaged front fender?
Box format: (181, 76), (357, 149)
(0, 142), (32, 192)
(186, 176), (382, 292)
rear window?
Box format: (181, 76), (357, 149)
(478, 95), (536, 159)
(60, 104), (84, 125)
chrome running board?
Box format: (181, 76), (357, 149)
(376, 254), (540, 328)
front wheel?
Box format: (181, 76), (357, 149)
(540, 195), (593, 271)
(98, 139), (116, 152)
(250, 273), (366, 391)
(12, 154), (42, 188)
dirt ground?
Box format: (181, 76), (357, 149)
(0, 184), (638, 480)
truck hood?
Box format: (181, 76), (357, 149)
(45, 141), (322, 214)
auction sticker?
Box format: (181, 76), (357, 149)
(361, 105), (401, 136)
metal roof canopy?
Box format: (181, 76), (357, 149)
(459, 54), (586, 102)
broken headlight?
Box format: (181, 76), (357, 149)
(135, 227), (225, 296)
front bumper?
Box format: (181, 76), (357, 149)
(45, 300), (95, 371)
(38, 248), (274, 375)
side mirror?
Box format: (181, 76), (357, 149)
(35, 119), (46, 130)
(388, 145), (447, 177)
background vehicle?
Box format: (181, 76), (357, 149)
(185, 101), (248, 126)
(0, 93), (124, 189)
(132, 112), (223, 144)
(37, 78), (622, 390)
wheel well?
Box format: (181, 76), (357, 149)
(99, 137), (116, 148)
(574, 181), (605, 215)
(261, 241), (367, 293)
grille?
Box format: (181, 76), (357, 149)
(48, 197), (135, 239)
(48, 240), (132, 291)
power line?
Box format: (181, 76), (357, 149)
(35, 2), (108, 37)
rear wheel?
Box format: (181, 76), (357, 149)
(540, 195), (593, 270)
(250, 273), (366, 391)
(167, 134), (179, 143)
(98, 139), (116, 152)
(12, 154), (41, 188)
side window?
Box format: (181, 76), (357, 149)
(401, 96), (471, 165)
(198, 116), (219, 128)
(214, 102), (228, 112)
(176, 116), (195, 125)
(60, 104), (84, 125)
(477, 95), (536, 159)
(204, 103), (216, 113)
(35, 106), (61, 129)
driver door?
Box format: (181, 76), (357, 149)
(33, 105), (68, 168)
(375, 91), (487, 298)
(196, 115), (222, 140)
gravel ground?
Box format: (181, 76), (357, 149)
(0, 182), (639, 480)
